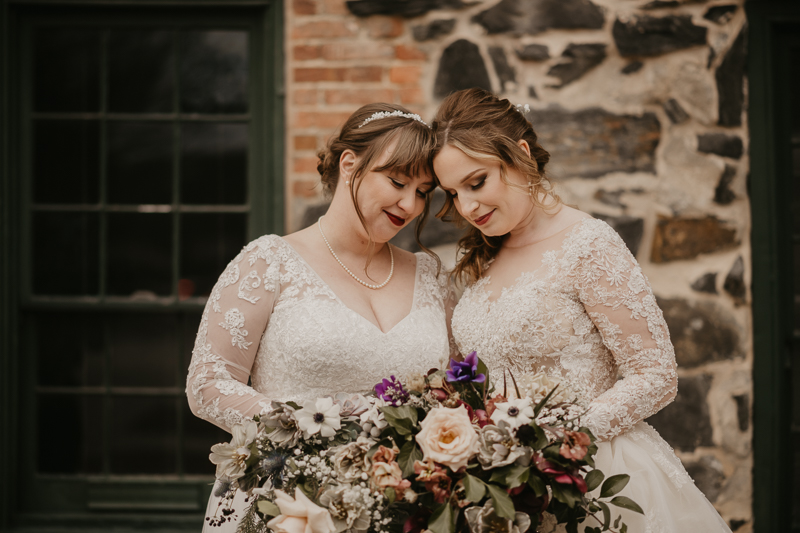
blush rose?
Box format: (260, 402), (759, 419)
(415, 405), (479, 471)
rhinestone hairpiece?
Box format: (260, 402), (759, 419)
(515, 103), (531, 114)
(359, 110), (428, 128)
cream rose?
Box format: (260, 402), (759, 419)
(415, 405), (479, 471)
(267, 489), (336, 533)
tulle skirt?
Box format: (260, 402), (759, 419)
(540, 421), (731, 533)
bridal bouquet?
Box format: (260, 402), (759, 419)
(207, 353), (642, 533)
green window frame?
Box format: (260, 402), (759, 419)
(747, 2), (800, 532)
(0, 1), (284, 530)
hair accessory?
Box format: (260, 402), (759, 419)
(515, 103), (531, 115)
(359, 110), (428, 128)
(318, 216), (394, 290)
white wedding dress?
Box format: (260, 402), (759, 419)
(451, 218), (731, 533)
(186, 235), (453, 531)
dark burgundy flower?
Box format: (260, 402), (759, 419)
(533, 454), (588, 494)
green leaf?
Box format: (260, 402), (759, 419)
(256, 500), (280, 517)
(533, 385), (559, 417)
(285, 401), (301, 410)
(428, 503), (455, 533)
(384, 487), (396, 505)
(598, 501), (610, 530)
(462, 474), (487, 502)
(599, 474), (630, 498)
(550, 483), (579, 508)
(614, 515), (621, 529)
(527, 474), (546, 497)
(381, 405), (418, 436)
(489, 464), (530, 489)
(620, 523), (628, 533)
(585, 469), (605, 492)
(609, 496), (644, 515)
(398, 440), (423, 478)
(566, 521), (578, 533)
(486, 484), (515, 519)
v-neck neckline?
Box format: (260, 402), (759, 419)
(476, 218), (589, 304)
(276, 236), (420, 335)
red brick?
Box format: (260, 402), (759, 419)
(349, 66), (383, 82)
(321, 0), (349, 14)
(389, 66), (421, 85)
(322, 42), (394, 61)
(395, 44), (427, 61)
(294, 67), (347, 83)
(293, 0), (317, 15)
(294, 135), (317, 151)
(325, 88), (395, 106)
(292, 21), (356, 40)
(294, 44), (322, 61)
(294, 111), (353, 129)
(365, 16), (404, 39)
(398, 87), (424, 105)
(293, 180), (322, 198)
(294, 156), (319, 174)
(293, 89), (318, 106)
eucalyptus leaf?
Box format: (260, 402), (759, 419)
(428, 503), (455, 533)
(621, 523), (628, 533)
(381, 406), (418, 436)
(600, 474), (629, 498)
(463, 474), (487, 502)
(585, 470), (604, 492)
(486, 484), (515, 519)
(256, 500), (280, 518)
(598, 501), (610, 530)
(609, 496), (644, 514)
(614, 515), (621, 528)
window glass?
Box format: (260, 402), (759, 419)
(107, 213), (173, 297)
(33, 28), (100, 112)
(33, 212), (100, 295)
(110, 396), (177, 474)
(180, 213), (247, 297)
(108, 30), (174, 113)
(33, 120), (100, 204)
(107, 122), (173, 205)
(38, 394), (104, 474)
(179, 30), (248, 114)
(180, 122), (248, 205)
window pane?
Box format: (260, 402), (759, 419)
(180, 122), (247, 205)
(180, 213), (247, 297)
(182, 403), (228, 475)
(34, 312), (104, 388)
(38, 394), (103, 474)
(107, 213), (172, 297)
(34, 28), (100, 112)
(110, 396), (177, 474)
(33, 120), (100, 204)
(108, 313), (179, 387)
(33, 212), (99, 295)
(179, 30), (248, 114)
(107, 122), (173, 204)
(108, 30), (174, 113)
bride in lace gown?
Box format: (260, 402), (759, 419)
(431, 89), (730, 532)
(186, 104), (454, 531)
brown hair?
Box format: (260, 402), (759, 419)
(317, 103), (439, 272)
(430, 88), (559, 284)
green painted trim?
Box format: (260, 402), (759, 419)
(747, 2), (800, 532)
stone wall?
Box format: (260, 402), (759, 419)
(285, 0), (751, 529)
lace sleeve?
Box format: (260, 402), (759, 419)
(440, 270), (460, 360)
(572, 223), (678, 442)
(186, 237), (281, 433)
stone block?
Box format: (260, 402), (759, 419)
(547, 43), (607, 87)
(651, 216), (738, 263)
(647, 374), (714, 451)
(473, 0), (604, 36)
(723, 255), (746, 304)
(704, 4), (737, 25)
(346, 0), (471, 18)
(663, 98), (689, 124)
(591, 214), (644, 257)
(612, 15), (707, 57)
(657, 297), (741, 367)
(641, 0), (679, 8)
(526, 106), (660, 178)
(515, 43), (550, 62)
(698, 133), (743, 159)
(434, 39), (492, 98)
(716, 29), (746, 127)
(714, 164), (737, 205)
(733, 393), (749, 431)
(489, 46), (516, 89)
(684, 455), (725, 502)
(691, 272), (718, 294)
(412, 19), (456, 42)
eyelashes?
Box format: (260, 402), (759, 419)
(390, 177), (429, 198)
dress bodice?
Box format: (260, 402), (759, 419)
(452, 218), (678, 441)
(187, 235), (452, 432)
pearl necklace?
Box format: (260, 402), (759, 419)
(317, 217), (394, 290)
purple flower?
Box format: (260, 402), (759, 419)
(375, 376), (410, 406)
(446, 352), (486, 383)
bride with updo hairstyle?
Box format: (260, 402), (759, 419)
(187, 103), (456, 531)
(431, 88), (731, 532)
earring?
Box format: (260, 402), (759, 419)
(346, 180), (350, 186)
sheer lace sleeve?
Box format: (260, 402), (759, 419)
(186, 236), (281, 433)
(572, 223), (678, 442)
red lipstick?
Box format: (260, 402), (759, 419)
(474, 210), (494, 226)
(385, 211), (405, 227)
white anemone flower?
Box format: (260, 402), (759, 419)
(296, 397), (342, 438)
(490, 398), (535, 429)
(209, 419), (258, 481)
